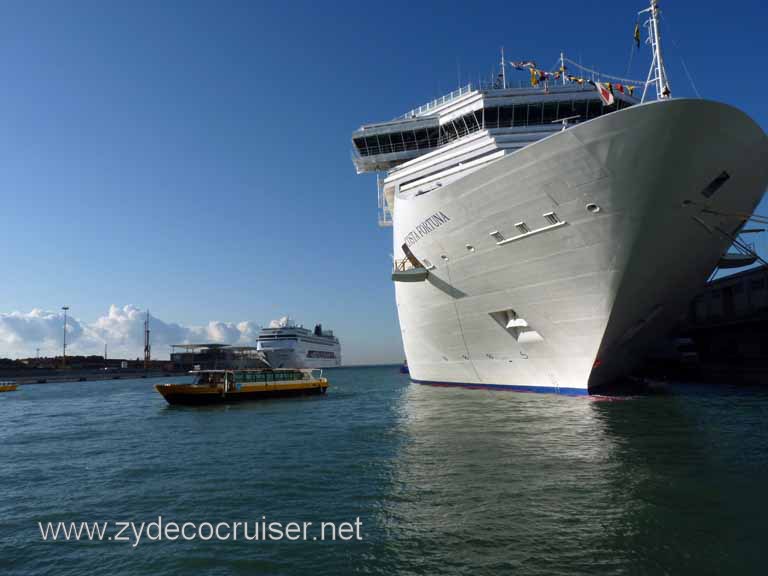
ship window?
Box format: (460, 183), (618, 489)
(558, 101), (574, 119)
(471, 110), (482, 131)
(574, 100), (588, 120)
(365, 137), (378, 154)
(528, 103), (543, 125)
(513, 105), (527, 126)
(464, 114), (476, 132)
(543, 212), (560, 225)
(515, 222), (530, 234)
(353, 138), (367, 155)
(415, 128), (430, 149)
(702, 171), (730, 199)
(427, 127), (439, 147)
(499, 106), (514, 128)
(485, 106), (499, 128)
(403, 131), (417, 151)
(588, 100), (602, 119)
(490, 230), (505, 242)
(542, 102), (558, 124)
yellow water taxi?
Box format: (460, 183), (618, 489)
(155, 369), (328, 405)
(0, 381), (18, 393)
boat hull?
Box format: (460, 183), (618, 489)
(155, 381), (328, 406)
(392, 99), (768, 394)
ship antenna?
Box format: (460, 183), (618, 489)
(560, 51), (566, 86)
(499, 46), (507, 89)
(640, 0), (671, 102)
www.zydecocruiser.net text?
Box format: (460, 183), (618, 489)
(38, 516), (364, 547)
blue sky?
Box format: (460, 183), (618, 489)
(0, 0), (766, 363)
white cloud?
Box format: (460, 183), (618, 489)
(0, 305), (261, 359)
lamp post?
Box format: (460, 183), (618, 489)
(62, 306), (69, 368)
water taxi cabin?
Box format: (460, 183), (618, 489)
(155, 369), (328, 405)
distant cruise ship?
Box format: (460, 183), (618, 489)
(256, 317), (341, 369)
(350, 0), (768, 394)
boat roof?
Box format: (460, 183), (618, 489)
(171, 344), (259, 351)
(190, 368), (303, 373)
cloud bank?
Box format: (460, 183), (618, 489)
(0, 305), (261, 359)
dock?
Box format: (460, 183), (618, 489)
(641, 265), (768, 383)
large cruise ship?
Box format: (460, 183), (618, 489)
(351, 0), (768, 394)
(256, 317), (341, 369)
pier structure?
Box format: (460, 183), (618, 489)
(170, 344), (270, 371)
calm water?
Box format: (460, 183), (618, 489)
(1, 366), (767, 575)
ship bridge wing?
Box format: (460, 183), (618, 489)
(352, 116), (440, 173)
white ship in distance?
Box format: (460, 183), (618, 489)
(351, 0), (768, 394)
(256, 316), (341, 369)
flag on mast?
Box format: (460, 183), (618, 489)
(594, 82), (615, 106)
(634, 22), (641, 48)
(510, 61), (536, 70)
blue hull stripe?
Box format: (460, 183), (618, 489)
(410, 378), (590, 396)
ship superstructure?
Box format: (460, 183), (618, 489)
(256, 317), (341, 369)
(352, 1), (768, 394)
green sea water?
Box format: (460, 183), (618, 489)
(1, 365), (767, 575)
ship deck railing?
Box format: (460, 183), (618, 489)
(393, 258), (419, 272)
(394, 80), (609, 121)
(397, 84), (474, 120)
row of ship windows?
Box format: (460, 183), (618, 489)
(259, 336), (335, 344)
(709, 279), (766, 298)
(416, 212), (565, 270)
(354, 99), (634, 157)
(307, 350), (337, 359)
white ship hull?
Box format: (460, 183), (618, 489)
(257, 339), (341, 369)
(393, 99), (768, 394)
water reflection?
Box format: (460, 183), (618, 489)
(381, 382), (768, 575)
